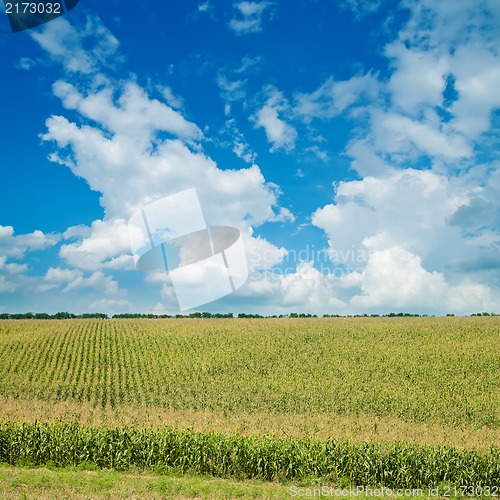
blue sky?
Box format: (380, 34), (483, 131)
(1, 0), (499, 315)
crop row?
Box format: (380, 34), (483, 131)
(0, 422), (498, 488)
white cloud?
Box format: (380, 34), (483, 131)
(255, 106), (296, 151)
(37, 266), (125, 299)
(62, 270), (121, 295)
(372, 111), (472, 159)
(52, 80), (202, 143)
(233, 140), (257, 163)
(241, 262), (346, 313)
(42, 111), (286, 227)
(59, 219), (134, 272)
(294, 73), (380, 121)
(30, 16), (120, 74)
(0, 226), (59, 259)
(311, 165), (500, 314)
(400, 0), (500, 49)
(312, 168), (466, 265)
(44, 266), (81, 285)
(89, 298), (132, 311)
(345, 139), (389, 177)
(234, 56), (262, 74)
(198, 1), (213, 14)
(0, 254), (125, 303)
(348, 245), (494, 313)
(244, 230), (287, 272)
(160, 86), (184, 110)
(217, 74), (247, 103)
(228, 1), (273, 34)
(219, 117), (257, 163)
(253, 87), (297, 152)
(0, 256), (28, 275)
(0, 256), (30, 293)
(386, 43), (450, 114)
(451, 46), (500, 138)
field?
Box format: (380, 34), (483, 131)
(0, 317), (498, 492)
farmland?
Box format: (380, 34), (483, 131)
(0, 317), (498, 489)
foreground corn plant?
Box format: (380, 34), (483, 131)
(0, 422), (498, 488)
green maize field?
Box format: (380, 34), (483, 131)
(0, 317), (498, 488)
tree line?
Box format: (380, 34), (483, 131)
(0, 311), (497, 320)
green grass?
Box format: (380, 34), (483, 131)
(0, 464), (491, 499)
(0, 462), (291, 498)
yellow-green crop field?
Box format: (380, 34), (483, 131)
(0, 317), (498, 489)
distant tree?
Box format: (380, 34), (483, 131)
(53, 312), (75, 319)
(34, 313), (50, 319)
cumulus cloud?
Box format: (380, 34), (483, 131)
(0, 223), (126, 305)
(0, 225), (59, 259)
(63, 270), (121, 295)
(396, 0), (500, 143)
(0, 256), (31, 293)
(51, 80), (203, 143)
(198, 1), (213, 14)
(41, 85), (288, 227)
(372, 111), (472, 160)
(385, 43), (450, 114)
(252, 87), (297, 152)
(313, 169), (468, 266)
(450, 46), (500, 138)
(39, 266), (122, 296)
(58, 219), (133, 271)
(241, 261), (346, 313)
(348, 246), (495, 313)
(310, 164), (500, 314)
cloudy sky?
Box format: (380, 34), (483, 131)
(1, 0), (499, 315)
